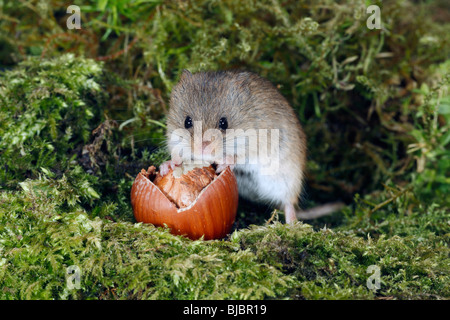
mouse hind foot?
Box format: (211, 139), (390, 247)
(284, 203), (298, 225)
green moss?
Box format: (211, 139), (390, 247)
(234, 221), (449, 299)
(0, 54), (106, 188)
(0, 0), (449, 300)
(0, 178), (296, 299)
(3, 176), (447, 299)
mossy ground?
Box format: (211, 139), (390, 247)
(0, 0), (449, 299)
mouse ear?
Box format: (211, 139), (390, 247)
(180, 69), (192, 81)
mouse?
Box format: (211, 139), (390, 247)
(159, 69), (307, 224)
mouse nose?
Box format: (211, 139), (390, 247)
(202, 141), (217, 162)
(196, 140), (217, 163)
(202, 141), (210, 148)
(202, 141), (211, 153)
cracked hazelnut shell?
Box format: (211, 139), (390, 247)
(130, 165), (238, 240)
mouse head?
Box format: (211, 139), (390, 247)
(166, 70), (259, 165)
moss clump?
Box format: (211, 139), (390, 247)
(235, 220), (449, 299)
(2, 175), (447, 299)
(0, 0), (449, 300)
(0, 54), (105, 189)
(0, 175), (296, 299)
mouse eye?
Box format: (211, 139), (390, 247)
(219, 117), (228, 130)
(184, 116), (193, 129)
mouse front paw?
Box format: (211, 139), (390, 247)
(215, 163), (234, 174)
(159, 160), (181, 176)
(215, 155), (235, 174)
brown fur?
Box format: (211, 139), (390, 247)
(166, 70), (307, 223)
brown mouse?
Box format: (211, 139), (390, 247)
(160, 70), (307, 224)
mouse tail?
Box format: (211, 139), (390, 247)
(295, 202), (345, 220)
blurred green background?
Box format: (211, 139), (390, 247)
(0, 0), (448, 299)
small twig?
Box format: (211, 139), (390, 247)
(266, 209), (280, 225)
(41, 32), (90, 59)
(95, 36), (139, 61)
(368, 186), (412, 217)
(296, 202), (345, 220)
